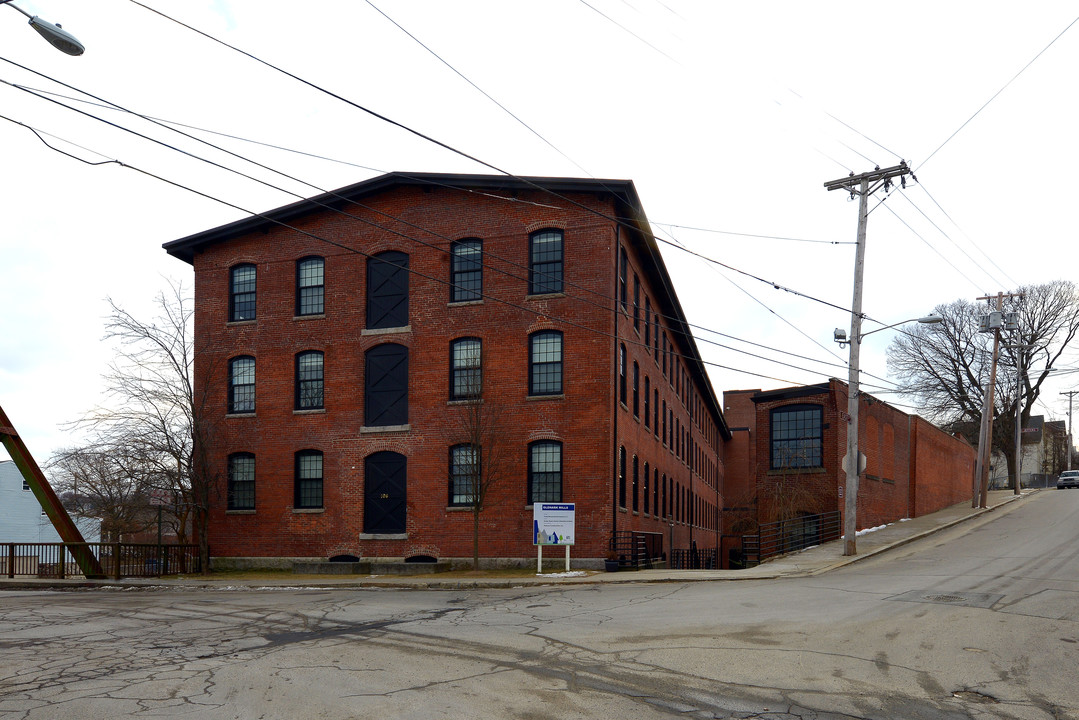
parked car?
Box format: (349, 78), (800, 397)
(1057, 470), (1079, 489)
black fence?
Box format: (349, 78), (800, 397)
(3, 543), (201, 579)
(740, 510), (842, 566)
(670, 546), (718, 569)
(608, 530), (664, 569)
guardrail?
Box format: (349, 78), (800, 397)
(3, 542), (201, 579)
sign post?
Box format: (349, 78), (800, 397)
(533, 503), (574, 573)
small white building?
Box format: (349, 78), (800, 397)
(0, 458), (100, 542)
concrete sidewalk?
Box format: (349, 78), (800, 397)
(0, 490), (1035, 591)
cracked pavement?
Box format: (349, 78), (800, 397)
(1, 492), (1078, 719)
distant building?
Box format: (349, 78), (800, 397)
(165, 172), (729, 568)
(0, 459), (100, 542)
(987, 415), (1068, 489)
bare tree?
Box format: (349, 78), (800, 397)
(62, 281), (218, 572)
(888, 281), (1079, 485)
(444, 343), (510, 570)
(49, 444), (156, 541)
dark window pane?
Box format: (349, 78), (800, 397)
(529, 230), (563, 295)
(366, 251), (409, 329)
(770, 405), (823, 469)
(297, 257), (324, 316)
(529, 331), (562, 395)
(230, 264), (256, 321)
(229, 356), (255, 414)
(365, 344), (408, 426)
(451, 240), (482, 302)
(227, 453), (255, 510)
(295, 450), (323, 509)
(449, 444), (479, 506)
(529, 441), (562, 504)
(296, 351), (324, 410)
(451, 338), (482, 399)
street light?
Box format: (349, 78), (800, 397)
(2, 0), (84, 55)
(833, 313), (942, 555)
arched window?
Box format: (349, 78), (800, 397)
(366, 251), (409, 329)
(529, 331), (563, 396)
(227, 453), (255, 510)
(295, 351), (324, 410)
(449, 444), (479, 506)
(632, 361), (640, 418)
(618, 445), (627, 508)
(643, 462), (650, 515)
(450, 338), (482, 400)
(528, 440), (562, 504)
(529, 229), (563, 295)
(228, 356), (255, 414)
(450, 239), (482, 302)
(365, 451), (406, 532)
(229, 264), (256, 322)
(365, 344), (408, 426)
(644, 376), (651, 428)
(632, 454), (639, 512)
(296, 256), (324, 316)
(294, 450), (323, 509)
(619, 344), (627, 405)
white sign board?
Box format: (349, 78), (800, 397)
(533, 503), (575, 546)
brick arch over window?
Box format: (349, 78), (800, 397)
(364, 451), (406, 533)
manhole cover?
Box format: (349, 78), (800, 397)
(886, 590), (1003, 609)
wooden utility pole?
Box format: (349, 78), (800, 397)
(973, 292), (1023, 507)
(1062, 390), (1079, 471)
(824, 162), (911, 556)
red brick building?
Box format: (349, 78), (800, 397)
(722, 379), (975, 537)
(164, 172), (728, 568)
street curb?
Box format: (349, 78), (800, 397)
(0, 491), (1037, 592)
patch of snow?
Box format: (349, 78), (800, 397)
(536, 571), (588, 578)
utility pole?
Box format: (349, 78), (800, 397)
(1062, 390), (1078, 471)
(1007, 342), (1032, 496)
(973, 292), (1022, 507)
(824, 162), (911, 556)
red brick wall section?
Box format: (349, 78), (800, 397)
(909, 416), (976, 516)
(721, 390), (758, 525)
(189, 182), (725, 562)
(752, 388), (840, 525)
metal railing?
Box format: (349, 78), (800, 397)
(3, 542), (201, 579)
(608, 531), (664, 569)
(742, 510), (841, 565)
(669, 546), (718, 569)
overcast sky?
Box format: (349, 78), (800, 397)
(2, 1), (1077, 462)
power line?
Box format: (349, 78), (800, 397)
(4, 68), (868, 403)
(919, 13), (1079, 169)
(576, 0), (677, 62)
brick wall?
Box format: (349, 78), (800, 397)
(909, 416), (976, 515)
(181, 177), (725, 563)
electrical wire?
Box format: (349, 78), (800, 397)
(3, 61), (868, 390)
(919, 13), (1079, 170)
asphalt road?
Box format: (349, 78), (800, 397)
(1, 490), (1077, 720)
